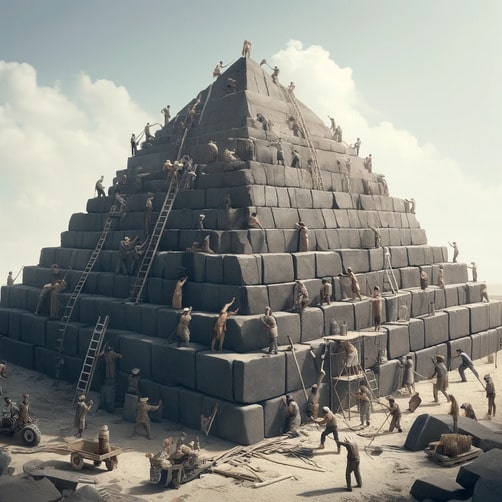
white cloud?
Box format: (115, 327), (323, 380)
(0, 61), (150, 283)
(273, 40), (502, 284)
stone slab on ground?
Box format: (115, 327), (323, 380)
(457, 448), (502, 491)
(405, 414), (502, 452)
(472, 474), (502, 502)
(0, 476), (61, 502)
(410, 474), (471, 501)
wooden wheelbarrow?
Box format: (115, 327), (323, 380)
(68, 439), (122, 471)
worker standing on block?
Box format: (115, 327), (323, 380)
(211, 298), (238, 351)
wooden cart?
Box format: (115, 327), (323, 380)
(68, 439), (122, 471)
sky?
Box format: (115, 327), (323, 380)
(0, 0), (501, 285)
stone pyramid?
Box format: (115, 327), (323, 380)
(1, 55), (501, 445)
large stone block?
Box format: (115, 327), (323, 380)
(156, 308), (180, 340)
(410, 475), (470, 502)
(189, 312), (217, 347)
(0, 477), (62, 502)
(368, 248), (384, 271)
(315, 251), (342, 277)
(423, 312), (449, 347)
(285, 343), (320, 392)
(404, 413), (450, 451)
(467, 303), (490, 334)
(444, 284), (459, 307)
(337, 249), (370, 273)
(385, 324), (410, 359)
(150, 337), (171, 384)
(377, 359), (402, 397)
(20, 313), (47, 347)
(240, 285), (269, 315)
(267, 282), (294, 312)
(46, 320), (83, 355)
(433, 288), (446, 309)
(165, 343), (206, 389)
(234, 352), (286, 403)
(7, 309), (28, 341)
(353, 299), (372, 331)
(383, 292), (411, 322)
(0, 307), (9, 334)
(408, 318), (425, 351)
(212, 400), (265, 445)
(457, 448), (502, 491)
(488, 300), (502, 329)
(472, 473), (502, 502)
(360, 331), (386, 369)
(407, 246), (427, 266)
(118, 333), (153, 379)
(443, 262), (468, 284)
(410, 289), (435, 317)
(299, 307), (324, 342)
(400, 267), (420, 289)
(262, 253), (294, 284)
(223, 254), (262, 285)
(158, 384), (181, 422)
(34, 346), (58, 378)
(274, 311), (301, 346)
(466, 283), (483, 304)
(61, 354), (83, 384)
(387, 246), (409, 268)
(196, 352), (234, 401)
(179, 388), (203, 430)
(471, 330), (491, 361)
(444, 306), (470, 340)
(321, 302), (355, 335)
(262, 394), (287, 437)
(292, 252), (316, 280)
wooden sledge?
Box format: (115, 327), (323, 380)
(424, 444), (483, 467)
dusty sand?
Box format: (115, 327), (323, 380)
(1, 355), (501, 502)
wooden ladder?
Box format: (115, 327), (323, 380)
(287, 89), (324, 191)
(56, 199), (125, 384)
(73, 315), (109, 403)
(128, 177), (180, 304)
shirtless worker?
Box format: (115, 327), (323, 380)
(211, 298), (238, 351)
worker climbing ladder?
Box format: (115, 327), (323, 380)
(56, 199), (125, 384)
(73, 315), (109, 404)
(128, 177), (180, 304)
(287, 89), (324, 191)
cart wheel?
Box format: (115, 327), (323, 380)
(93, 461), (102, 467)
(70, 452), (84, 470)
(20, 425), (41, 447)
(105, 459), (114, 471)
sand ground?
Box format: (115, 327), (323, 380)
(1, 354), (501, 502)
